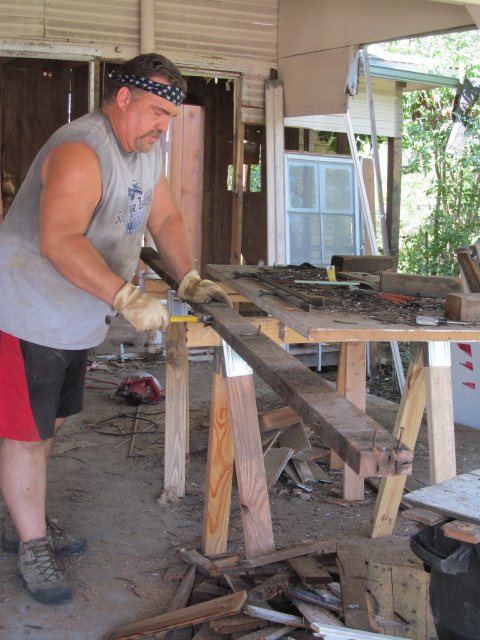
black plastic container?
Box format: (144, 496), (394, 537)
(410, 524), (480, 640)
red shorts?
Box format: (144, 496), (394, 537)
(0, 331), (88, 441)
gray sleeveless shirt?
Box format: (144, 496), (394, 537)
(0, 110), (163, 349)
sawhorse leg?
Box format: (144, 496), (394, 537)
(329, 342), (366, 500)
(202, 344), (276, 558)
(370, 341), (456, 537)
(370, 345), (425, 537)
(163, 321), (189, 500)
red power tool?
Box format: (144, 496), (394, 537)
(115, 372), (162, 406)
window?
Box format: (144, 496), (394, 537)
(285, 154), (361, 266)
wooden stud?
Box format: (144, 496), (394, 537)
(370, 346), (426, 537)
(425, 342), (456, 485)
(202, 368), (234, 556)
(224, 372), (276, 558)
(230, 76), (245, 265)
(163, 322), (189, 499)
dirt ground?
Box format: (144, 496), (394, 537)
(1, 317), (479, 639)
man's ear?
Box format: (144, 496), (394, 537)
(116, 85), (132, 109)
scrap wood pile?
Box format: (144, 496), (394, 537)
(105, 538), (411, 640)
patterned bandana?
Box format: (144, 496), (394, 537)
(108, 71), (185, 106)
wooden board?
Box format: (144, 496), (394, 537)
(197, 304), (412, 478)
(336, 544), (378, 632)
(445, 292), (480, 321)
(379, 271), (462, 298)
(331, 255), (395, 274)
(203, 263), (480, 342)
(403, 469), (480, 524)
(441, 520), (480, 544)
(202, 369), (234, 555)
(264, 447), (294, 489)
(225, 373), (276, 558)
(105, 591), (248, 640)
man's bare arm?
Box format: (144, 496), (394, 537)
(146, 173), (196, 283)
(39, 142), (125, 305)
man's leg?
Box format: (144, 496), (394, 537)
(0, 418), (64, 542)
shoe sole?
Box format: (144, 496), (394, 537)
(2, 534), (87, 557)
(19, 574), (72, 605)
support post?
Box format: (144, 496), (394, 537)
(425, 342), (456, 484)
(222, 342), (276, 558)
(370, 346), (426, 537)
(202, 349), (234, 555)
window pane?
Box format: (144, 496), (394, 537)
(322, 165), (353, 213)
(322, 214), (355, 264)
(287, 162), (319, 211)
(287, 212), (322, 265)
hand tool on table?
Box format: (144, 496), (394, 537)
(169, 314), (212, 323)
(233, 270), (324, 311)
(415, 315), (474, 326)
(350, 287), (418, 305)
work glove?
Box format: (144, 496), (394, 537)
(113, 282), (170, 332)
(177, 269), (231, 306)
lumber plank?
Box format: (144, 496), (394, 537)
(140, 250), (412, 476)
(403, 469), (480, 524)
(224, 373), (276, 558)
(277, 423), (310, 453)
(214, 539), (336, 573)
(191, 305), (412, 478)
(402, 507), (448, 526)
(164, 322), (189, 499)
(331, 255), (395, 274)
(391, 565), (432, 640)
(379, 271), (462, 297)
(260, 407), (302, 432)
(425, 345), (456, 485)
(441, 520), (480, 544)
(105, 591), (248, 640)
(248, 570), (294, 603)
(234, 626), (292, 640)
(180, 548), (216, 578)
(264, 447), (294, 489)
(370, 346), (426, 538)
(209, 613), (267, 634)
(288, 596), (341, 626)
(445, 292), (480, 321)
(310, 622), (411, 640)
(285, 555), (332, 585)
(202, 369), (234, 556)
(336, 544), (379, 632)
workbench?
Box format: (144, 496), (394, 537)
(141, 249), (480, 555)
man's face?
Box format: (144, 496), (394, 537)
(120, 76), (180, 153)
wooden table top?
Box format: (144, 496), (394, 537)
(206, 264), (480, 343)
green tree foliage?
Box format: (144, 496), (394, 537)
(380, 33), (480, 275)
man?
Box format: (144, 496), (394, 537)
(0, 53), (228, 605)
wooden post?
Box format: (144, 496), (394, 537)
(425, 342), (457, 484)
(221, 342), (275, 558)
(163, 322), (189, 499)
(230, 76), (245, 265)
(330, 342), (366, 500)
(342, 342), (367, 501)
(265, 79), (286, 265)
(370, 346), (426, 537)
(202, 359), (234, 555)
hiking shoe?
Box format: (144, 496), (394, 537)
(18, 537), (72, 605)
(2, 513), (87, 557)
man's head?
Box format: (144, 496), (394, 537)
(104, 53), (187, 104)
(102, 53), (187, 153)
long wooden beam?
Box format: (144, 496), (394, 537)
(140, 249), (412, 478)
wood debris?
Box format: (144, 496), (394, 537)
(105, 540), (414, 640)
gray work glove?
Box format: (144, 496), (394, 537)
(113, 282), (170, 331)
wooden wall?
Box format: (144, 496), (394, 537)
(0, 58), (88, 218)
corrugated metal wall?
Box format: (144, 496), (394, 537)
(0, 0), (278, 123)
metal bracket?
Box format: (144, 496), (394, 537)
(221, 340), (253, 377)
(167, 289), (189, 317)
(425, 341), (451, 367)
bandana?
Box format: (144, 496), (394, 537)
(108, 71), (185, 106)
